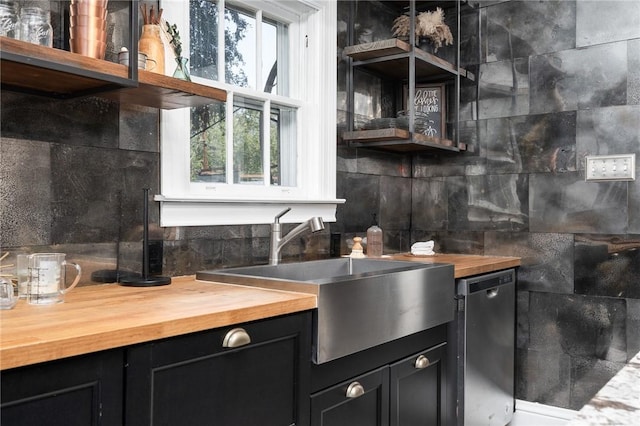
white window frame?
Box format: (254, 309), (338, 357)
(156, 0), (342, 226)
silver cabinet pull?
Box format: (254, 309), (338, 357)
(345, 381), (365, 398)
(222, 328), (251, 348)
(414, 354), (430, 369)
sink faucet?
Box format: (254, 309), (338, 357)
(269, 208), (325, 265)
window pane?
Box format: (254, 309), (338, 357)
(263, 19), (277, 94)
(270, 109), (279, 185)
(225, 6), (254, 88)
(271, 105), (296, 187)
(186, 1), (295, 189)
(190, 0), (218, 80)
(191, 102), (226, 182)
(233, 101), (263, 184)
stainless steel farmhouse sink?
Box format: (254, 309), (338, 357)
(197, 258), (454, 364)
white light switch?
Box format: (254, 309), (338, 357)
(585, 154), (636, 181)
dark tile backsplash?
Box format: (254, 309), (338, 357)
(574, 234), (640, 299)
(1, 92), (119, 148)
(477, 58), (530, 119)
(575, 0), (640, 48)
(1, 0), (639, 414)
(576, 105), (640, 160)
(484, 112), (577, 174)
(485, 231), (574, 294)
(447, 174), (529, 231)
(529, 172), (629, 234)
(529, 42), (628, 114)
(482, 0), (576, 62)
(336, 0), (640, 412)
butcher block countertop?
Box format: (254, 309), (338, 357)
(0, 276), (317, 370)
(0, 254), (519, 370)
(386, 253), (521, 278)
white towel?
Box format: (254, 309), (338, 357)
(411, 241), (435, 256)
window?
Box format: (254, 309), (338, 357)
(157, 0), (341, 226)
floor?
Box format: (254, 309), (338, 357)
(508, 400), (576, 426)
(509, 410), (569, 426)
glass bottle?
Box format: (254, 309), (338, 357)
(0, 0), (18, 39)
(366, 214), (383, 257)
(19, 6), (52, 47)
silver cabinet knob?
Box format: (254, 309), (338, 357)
(345, 381), (365, 398)
(414, 354), (430, 369)
(222, 327), (251, 348)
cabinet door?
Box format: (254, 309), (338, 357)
(125, 312), (311, 426)
(0, 349), (124, 426)
(310, 366), (389, 426)
(389, 343), (448, 426)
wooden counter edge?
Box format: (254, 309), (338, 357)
(387, 254), (521, 278)
(452, 257), (521, 278)
(0, 280), (316, 371)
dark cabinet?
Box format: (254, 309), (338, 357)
(389, 343), (447, 426)
(0, 349), (124, 426)
(311, 367), (389, 426)
(125, 311), (312, 426)
(310, 338), (448, 426)
(1, 312), (311, 426)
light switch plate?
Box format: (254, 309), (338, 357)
(585, 154), (636, 182)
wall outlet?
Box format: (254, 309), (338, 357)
(585, 154), (636, 182)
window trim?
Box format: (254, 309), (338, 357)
(156, 0), (343, 226)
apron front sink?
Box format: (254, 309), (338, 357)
(197, 258), (454, 364)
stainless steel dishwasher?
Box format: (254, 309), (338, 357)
(455, 269), (515, 426)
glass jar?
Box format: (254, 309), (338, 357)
(19, 6), (52, 47)
(366, 223), (383, 257)
(0, 0), (18, 39)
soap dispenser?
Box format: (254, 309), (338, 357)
(366, 214), (383, 257)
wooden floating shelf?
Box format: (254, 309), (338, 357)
(0, 37), (130, 96)
(343, 128), (462, 153)
(343, 38), (411, 61)
(344, 38), (473, 81)
(0, 37), (226, 109)
(100, 69), (227, 109)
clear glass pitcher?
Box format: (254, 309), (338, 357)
(27, 253), (81, 305)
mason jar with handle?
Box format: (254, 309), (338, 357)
(27, 253), (81, 305)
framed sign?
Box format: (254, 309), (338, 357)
(404, 83), (446, 139)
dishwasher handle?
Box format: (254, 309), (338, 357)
(457, 269), (515, 296)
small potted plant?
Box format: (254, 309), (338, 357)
(163, 20), (191, 81)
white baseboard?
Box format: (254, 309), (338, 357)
(515, 399), (577, 421)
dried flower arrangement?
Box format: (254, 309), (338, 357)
(391, 7), (453, 51)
